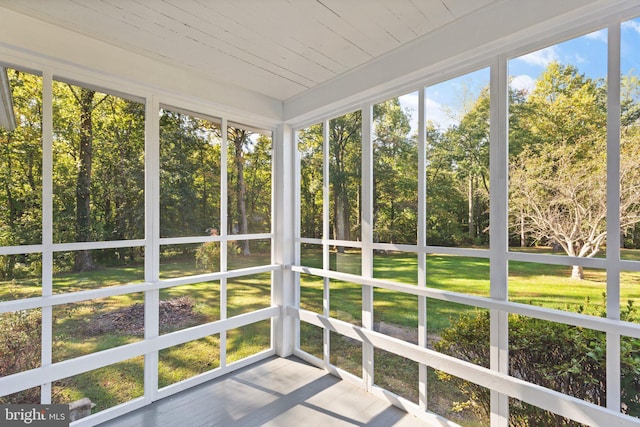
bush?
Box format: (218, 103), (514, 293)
(434, 301), (640, 424)
(0, 310), (42, 404)
(195, 241), (220, 270)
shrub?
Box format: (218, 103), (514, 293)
(195, 241), (220, 270)
(0, 309), (42, 404)
(434, 300), (640, 424)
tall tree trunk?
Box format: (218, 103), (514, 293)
(571, 265), (584, 280)
(233, 132), (250, 255)
(468, 176), (474, 241)
(74, 89), (96, 272)
(520, 210), (526, 247)
(335, 183), (348, 254)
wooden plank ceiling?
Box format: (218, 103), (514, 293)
(0, 0), (498, 101)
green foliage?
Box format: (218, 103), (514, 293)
(195, 241), (220, 271)
(0, 70), (43, 248)
(298, 124), (324, 238)
(373, 98), (418, 244)
(0, 309), (42, 403)
(160, 111), (222, 238)
(329, 111), (362, 243)
(444, 88), (491, 245)
(435, 300), (640, 424)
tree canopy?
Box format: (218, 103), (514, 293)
(298, 61), (640, 279)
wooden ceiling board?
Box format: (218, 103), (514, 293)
(442, 0), (493, 17)
(138, 1), (319, 88)
(379, 0), (436, 35)
(320, 0), (418, 46)
(170, 0), (340, 84)
(201, 0), (349, 76)
(0, 0), (505, 101)
(306, 0), (399, 56)
(407, 0), (455, 29)
(243, 0), (375, 65)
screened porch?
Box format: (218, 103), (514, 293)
(1, 1), (640, 426)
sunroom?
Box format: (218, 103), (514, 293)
(0, 0), (639, 426)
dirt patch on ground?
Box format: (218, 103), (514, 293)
(373, 321), (440, 347)
(84, 296), (206, 336)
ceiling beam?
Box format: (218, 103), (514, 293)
(0, 66), (16, 131)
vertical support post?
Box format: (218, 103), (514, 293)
(293, 130), (302, 350)
(322, 120), (331, 368)
(361, 104), (374, 391)
(606, 22), (621, 413)
(489, 56), (509, 426)
(417, 87), (428, 410)
(273, 123), (296, 356)
(40, 69), (53, 404)
(144, 95), (160, 403)
(220, 118), (228, 368)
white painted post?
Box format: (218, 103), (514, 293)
(40, 69), (53, 404)
(323, 120), (331, 368)
(489, 56), (510, 426)
(293, 129), (302, 350)
(417, 87), (428, 411)
(606, 22), (622, 413)
(144, 95), (160, 403)
(273, 123), (296, 356)
(220, 118), (228, 368)
(362, 104), (374, 391)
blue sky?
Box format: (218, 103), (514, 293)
(397, 16), (640, 135)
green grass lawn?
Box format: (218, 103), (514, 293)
(2, 246), (639, 423)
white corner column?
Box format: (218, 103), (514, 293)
(273, 123), (296, 356)
(489, 56), (510, 426)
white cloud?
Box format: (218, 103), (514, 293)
(510, 74), (536, 94)
(572, 53), (586, 64)
(516, 46), (559, 67)
(398, 92), (419, 135)
(622, 20), (640, 34)
(584, 28), (607, 42)
(425, 97), (457, 130)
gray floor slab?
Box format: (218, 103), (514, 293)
(98, 356), (433, 427)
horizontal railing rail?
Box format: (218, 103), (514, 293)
(292, 306), (640, 427)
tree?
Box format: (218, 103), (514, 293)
(52, 82), (145, 270)
(444, 88), (491, 244)
(92, 96), (145, 262)
(425, 123), (468, 246)
(330, 111), (361, 251)
(60, 86), (110, 271)
(160, 111), (220, 239)
(228, 127), (252, 255)
(373, 98), (417, 244)
(244, 133), (272, 235)
(0, 70), (42, 278)
(509, 63), (640, 279)
(510, 141), (608, 279)
(299, 124), (324, 239)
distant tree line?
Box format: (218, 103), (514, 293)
(0, 70), (271, 278)
(299, 62), (640, 278)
